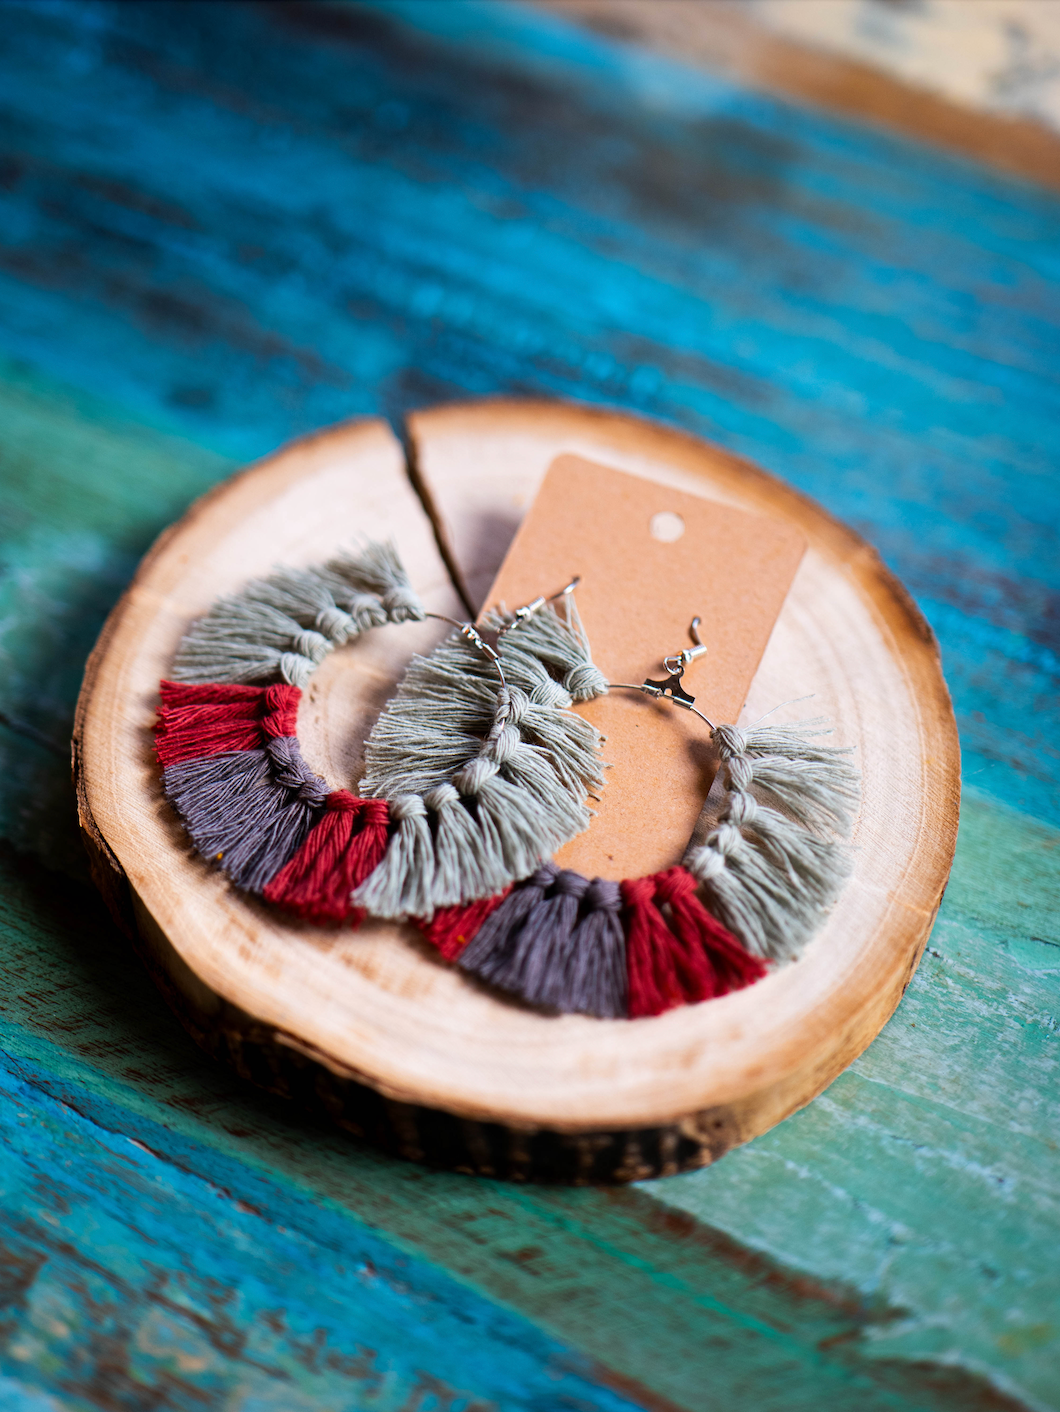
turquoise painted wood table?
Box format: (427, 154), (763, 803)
(1, 3), (1058, 1408)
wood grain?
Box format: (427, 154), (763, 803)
(75, 400), (959, 1177)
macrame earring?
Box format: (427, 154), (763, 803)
(605, 622), (861, 965)
(440, 608), (859, 1018)
(156, 545), (609, 924)
(155, 545), (859, 1023)
(351, 575), (612, 918)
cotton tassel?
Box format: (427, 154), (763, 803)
(163, 749), (272, 870)
(155, 682), (301, 766)
(459, 869), (628, 1019)
(622, 875), (727, 1018)
(258, 683), (303, 743)
(737, 721), (860, 835)
(328, 540), (425, 624)
(469, 772), (589, 881)
(653, 867), (765, 994)
(249, 735), (330, 891)
(515, 686), (604, 795)
(353, 794), (436, 918)
(499, 870), (590, 1009)
(686, 722), (858, 962)
(163, 736), (328, 894)
(172, 597), (333, 687)
(424, 784), (510, 905)
(314, 571), (390, 632)
(565, 877), (627, 1018)
(487, 728), (592, 835)
(483, 602), (609, 702)
(622, 877), (686, 1018)
(693, 807), (850, 963)
(242, 567), (367, 645)
(417, 888), (511, 963)
(263, 792), (389, 925)
(341, 796), (391, 889)
(459, 863), (558, 984)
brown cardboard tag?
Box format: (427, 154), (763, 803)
(483, 455), (806, 880)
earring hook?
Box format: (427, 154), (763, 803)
(496, 575), (581, 639)
(607, 616), (715, 729)
(426, 613), (508, 691)
(663, 616), (708, 676)
(427, 576), (583, 689)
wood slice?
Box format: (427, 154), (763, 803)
(74, 401), (960, 1182)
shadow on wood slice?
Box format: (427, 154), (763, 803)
(74, 402), (960, 1182)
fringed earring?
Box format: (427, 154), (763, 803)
(449, 610), (859, 1018)
(353, 577), (609, 917)
(605, 619), (860, 964)
(157, 542), (427, 920)
(156, 548), (858, 1022)
(156, 549), (611, 928)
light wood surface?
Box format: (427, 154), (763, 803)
(540, 0), (1060, 192)
(75, 400), (960, 1178)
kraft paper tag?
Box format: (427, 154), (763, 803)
(484, 456), (806, 880)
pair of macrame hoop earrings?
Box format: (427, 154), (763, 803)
(155, 541), (859, 1020)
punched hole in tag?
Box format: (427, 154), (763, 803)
(649, 510), (685, 543)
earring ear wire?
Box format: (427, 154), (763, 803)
(664, 616), (708, 675)
(496, 575), (581, 639)
(425, 576), (585, 691)
(608, 616), (717, 729)
(425, 613), (508, 690)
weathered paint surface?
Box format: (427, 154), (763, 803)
(0, 2), (1057, 1408)
(2, 824), (1054, 1412)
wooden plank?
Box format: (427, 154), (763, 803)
(0, 836), (1045, 1412)
(0, 363), (232, 868)
(0, 0), (1056, 1405)
(659, 788), (1060, 1405)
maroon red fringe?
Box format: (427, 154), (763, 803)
(155, 680), (300, 765)
(416, 889), (513, 962)
(264, 792), (390, 924)
(156, 679), (768, 1016)
(623, 867), (766, 1018)
(156, 680), (387, 925)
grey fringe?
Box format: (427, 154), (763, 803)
(459, 867), (627, 1018)
(171, 541), (424, 687)
(163, 735), (329, 893)
(355, 603), (610, 918)
(328, 540), (425, 623)
(568, 877), (627, 1018)
(459, 863), (558, 983)
(685, 721), (859, 962)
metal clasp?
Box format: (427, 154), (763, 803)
(644, 617), (707, 708)
(662, 616), (708, 676)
